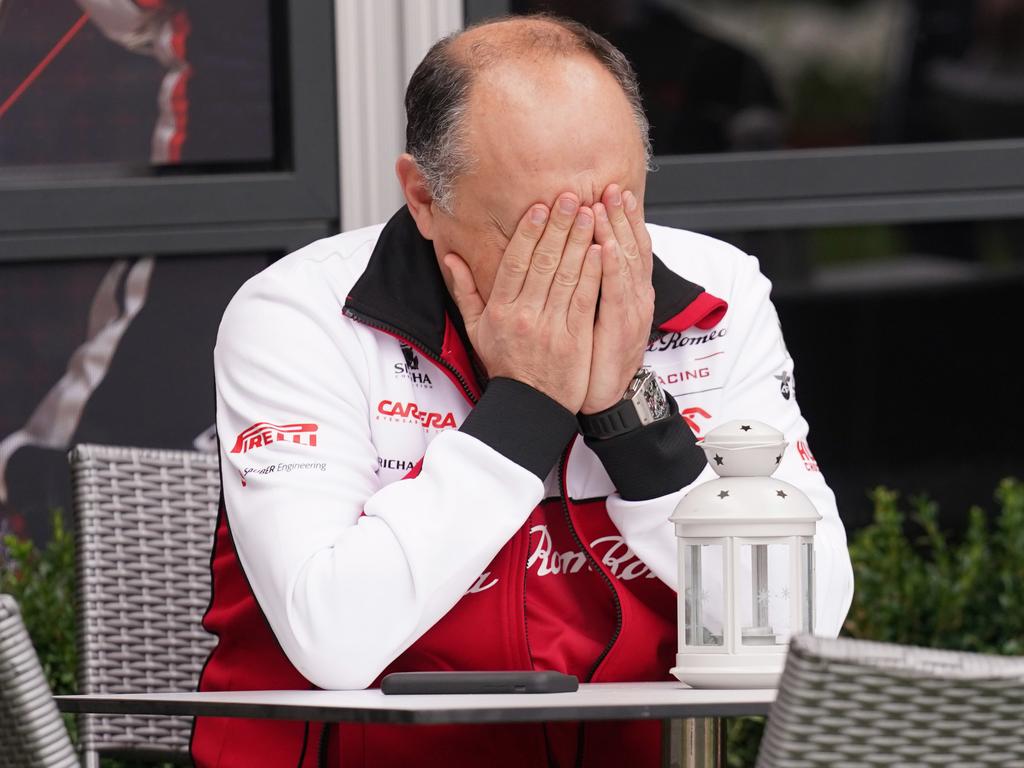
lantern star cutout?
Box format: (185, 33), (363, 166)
(713, 454), (724, 466)
(776, 490), (788, 499)
(718, 490), (730, 499)
(740, 425), (752, 431)
(775, 454), (782, 465)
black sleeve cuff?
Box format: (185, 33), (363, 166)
(460, 377), (578, 480)
(584, 394), (707, 501)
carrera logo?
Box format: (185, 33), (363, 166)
(376, 400), (457, 430)
(657, 367), (710, 386)
(231, 422), (318, 454)
(681, 407), (711, 435)
(648, 327), (727, 353)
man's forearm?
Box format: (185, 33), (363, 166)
(460, 377), (578, 480)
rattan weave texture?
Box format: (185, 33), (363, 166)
(70, 444), (219, 761)
(757, 634), (1024, 768)
(0, 594), (79, 768)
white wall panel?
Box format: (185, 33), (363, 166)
(336, 0), (463, 230)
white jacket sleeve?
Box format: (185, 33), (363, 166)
(215, 272), (548, 689)
(606, 254), (854, 637)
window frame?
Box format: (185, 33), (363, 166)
(0, 0), (339, 261)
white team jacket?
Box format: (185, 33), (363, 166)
(214, 211), (855, 690)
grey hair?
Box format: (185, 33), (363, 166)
(404, 15), (654, 214)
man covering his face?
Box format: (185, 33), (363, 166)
(192, 15), (853, 768)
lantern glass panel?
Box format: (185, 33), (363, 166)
(738, 542), (791, 647)
(802, 539), (815, 634)
(683, 543), (724, 647)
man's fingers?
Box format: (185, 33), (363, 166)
(593, 201), (615, 247)
(622, 189), (653, 283)
(599, 237), (631, 311)
(489, 204), (549, 305)
(443, 253), (485, 332)
(602, 184), (644, 281)
(567, 244), (602, 336)
(545, 206), (594, 314)
(518, 193), (579, 308)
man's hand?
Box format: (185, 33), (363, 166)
(580, 184), (655, 415)
(444, 194), (603, 413)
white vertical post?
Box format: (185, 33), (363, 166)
(725, 537), (736, 654)
(752, 543), (768, 629)
(335, 0), (464, 231)
(790, 536), (801, 638)
(678, 538), (687, 650)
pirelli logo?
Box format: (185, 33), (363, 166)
(230, 422), (318, 454)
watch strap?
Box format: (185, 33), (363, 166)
(577, 400), (644, 439)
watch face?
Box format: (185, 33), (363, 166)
(641, 374), (668, 420)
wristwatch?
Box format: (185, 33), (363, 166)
(578, 367), (670, 440)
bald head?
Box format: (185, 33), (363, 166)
(397, 15), (652, 305)
(404, 15), (651, 213)
(449, 15), (608, 68)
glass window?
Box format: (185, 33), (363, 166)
(0, 1), (279, 170)
(737, 542), (791, 647)
(509, 0), (1024, 155)
(683, 542), (725, 646)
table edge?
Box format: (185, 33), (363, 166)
(55, 696), (772, 724)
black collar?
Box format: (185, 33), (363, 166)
(344, 206), (713, 359)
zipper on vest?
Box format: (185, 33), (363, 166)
(557, 452), (623, 682)
(342, 307), (479, 405)
(522, 518), (535, 667)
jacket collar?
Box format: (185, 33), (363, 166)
(344, 207), (727, 369)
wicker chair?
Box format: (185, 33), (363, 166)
(69, 444), (220, 767)
(0, 594), (79, 768)
(757, 634), (1024, 767)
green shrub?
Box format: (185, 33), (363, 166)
(2, 509), (78, 746)
(1, 509), (77, 695)
(844, 479), (1024, 653)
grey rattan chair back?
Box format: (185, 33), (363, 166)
(757, 634), (1024, 767)
(0, 594), (78, 768)
(69, 444), (220, 766)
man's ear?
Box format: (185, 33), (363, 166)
(395, 154), (436, 240)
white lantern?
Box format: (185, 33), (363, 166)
(670, 420), (820, 689)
